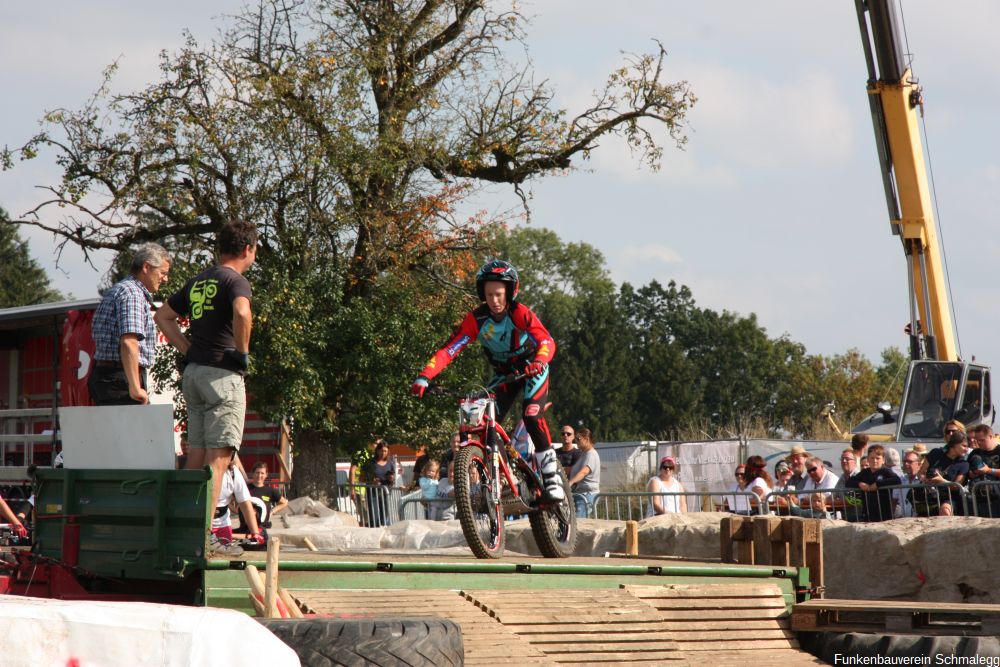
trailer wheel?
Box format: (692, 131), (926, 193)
(259, 617), (464, 667)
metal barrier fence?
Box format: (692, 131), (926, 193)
(333, 483), (407, 527)
(968, 480), (1000, 518)
(332, 480), (1000, 526)
(400, 496), (457, 521)
(763, 483), (969, 521)
(590, 491), (764, 521)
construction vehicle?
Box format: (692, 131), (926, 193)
(847, 0), (992, 442)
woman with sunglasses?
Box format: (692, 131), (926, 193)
(645, 456), (687, 516)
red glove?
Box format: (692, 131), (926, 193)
(249, 532), (266, 545)
(13, 524), (28, 539)
(524, 362), (546, 377)
(411, 377), (429, 397)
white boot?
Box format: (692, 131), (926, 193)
(533, 448), (565, 501)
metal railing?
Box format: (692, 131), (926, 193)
(968, 480), (1000, 518)
(764, 483), (970, 521)
(591, 490), (764, 521)
(400, 496), (457, 521)
(328, 480), (998, 526)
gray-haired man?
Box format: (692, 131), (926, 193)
(89, 243), (171, 405)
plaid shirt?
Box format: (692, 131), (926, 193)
(91, 275), (157, 368)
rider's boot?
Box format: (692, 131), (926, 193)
(533, 448), (565, 501)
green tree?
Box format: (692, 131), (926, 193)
(4, 2), (694, 496)
(0, 209), (62, 307)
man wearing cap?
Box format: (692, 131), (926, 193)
(786, 444), (811, 491)
(646, 455), (686, 516)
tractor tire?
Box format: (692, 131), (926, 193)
(259, 616), (464, 667)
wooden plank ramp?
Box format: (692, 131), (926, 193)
(292, 585), (823, 666)
(292, 589), (555, 665)
(793, 598), (1000, 636)
(624, 583), (825, 666)
(465, 588), (684, 664)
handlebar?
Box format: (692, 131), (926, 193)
(427, 371), (529, 399)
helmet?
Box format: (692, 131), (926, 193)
(475, 259), (519, 302)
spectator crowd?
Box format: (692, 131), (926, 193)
(715, 424), (1000, 521)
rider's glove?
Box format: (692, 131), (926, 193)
(249, 532), (266, 545)
(411, 376), (429, 398)
(224, 348), (250, 372)
(13, 523), (28, 539)
(524, 362), (546, 377)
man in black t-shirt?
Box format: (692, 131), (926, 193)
(970, 425), (1000, 517)
(155, 219), (258, 557)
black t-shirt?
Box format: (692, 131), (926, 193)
(969, 447), (1000, 481)
(557, 446), (582, 470)
(167, 265), (252, 373)
(247, 484), (284, 530)
(847, 466), (901, 522)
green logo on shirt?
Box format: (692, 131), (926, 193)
(189, 279), (219, 319)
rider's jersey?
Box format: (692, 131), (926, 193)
(419, 302), (555, 380)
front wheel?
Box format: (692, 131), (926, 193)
(529, 466), (578, 558)
(454, 444), (505, 559)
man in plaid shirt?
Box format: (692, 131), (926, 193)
(89, 243), (171, 405)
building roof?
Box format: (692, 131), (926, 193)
(0, 298), (102, 329)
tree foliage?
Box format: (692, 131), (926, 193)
(0, 208), (63, 308)
(3, 1), (695, 494)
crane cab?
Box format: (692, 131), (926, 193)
(852, 361), (993, 442)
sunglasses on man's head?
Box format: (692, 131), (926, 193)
(562, 432), (574, 437)
(807, 466), (819, 473)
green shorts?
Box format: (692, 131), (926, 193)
(182, 363), (246, 451)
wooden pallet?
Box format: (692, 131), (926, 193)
(720, 515), (824, 592)
(293, 589), (555, 665)
(624, 583), (823, 665)
(792, 598), (1000, 636)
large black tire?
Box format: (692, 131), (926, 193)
(528, 466), (577, 558)
(454, 443), (505, 559)
(260, 617), (464, 667)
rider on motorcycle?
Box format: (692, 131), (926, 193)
(411, 259), (564, 500)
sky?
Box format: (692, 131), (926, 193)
(3, 1), (1000, 387)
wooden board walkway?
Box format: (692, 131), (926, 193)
(624, 583), (823, 666)
(292, 584), (823, 666)
(793, 598), (1000, 636)
(293, 589), (554, 666)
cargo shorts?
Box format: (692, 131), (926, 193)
(182, 362), (246, 451)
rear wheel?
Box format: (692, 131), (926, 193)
(454, 444), (504, 559)
(529, 466), (577, 558)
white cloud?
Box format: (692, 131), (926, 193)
(622, 244), (682, 265)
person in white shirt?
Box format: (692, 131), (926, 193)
(719, 464), (752, 515)
(744, 455), (773, 515)
(646, 455), (686, 516)
(209, 453), (264, 557)
(793, 457), (840, 518)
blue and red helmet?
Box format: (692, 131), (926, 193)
(476, 259), (519, 302)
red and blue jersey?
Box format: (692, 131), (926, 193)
(419, 302), (555, 381)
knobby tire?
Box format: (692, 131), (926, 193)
(528, 466), (578, 558)
(454, 444), (505, 559)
